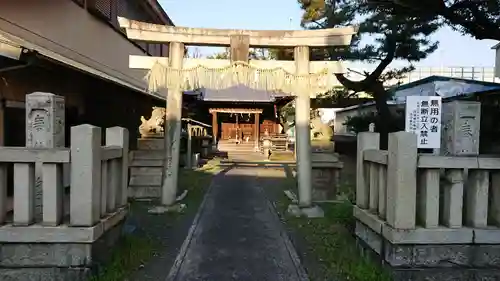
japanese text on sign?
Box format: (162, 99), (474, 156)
(405, 96), (442, 149)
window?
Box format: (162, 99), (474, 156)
(89, 0), (113, 20)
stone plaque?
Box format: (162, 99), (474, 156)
(26, 92), (65, 221)
(441, 101), (481, 156)
(26, 92), (65, 148)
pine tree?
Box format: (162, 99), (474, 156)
(368, 0), (500, 41)
(295, 0), (441, 146)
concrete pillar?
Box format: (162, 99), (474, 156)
(186, 124), (192, 169)
(254, 113), (260, 151)
(0, 99), (4, 146)
(465, 170), (489, 227)
(162, 41), (185, 206)
(106, 127), (129, 207)
(25, 92), (65, 221)
(356, 132), (380, 208)
(377, 165), (387, 219)
(42, 163), (62, 226)
(100, 160), (109, 217)
(294, 46), (312, 207)
(386, 132), (417, 229)
(490, 172), (500, 226)
(442, 169), (464, 228)
(70, 124), (101, 226)
(211, 112), (218, 148)
(418, 169), (440, 228)
(0, 100), (5, 225)
(13, 163), (35, 225)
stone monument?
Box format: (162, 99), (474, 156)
(441, 101), (481, 156)
(26, 92), (65, 220)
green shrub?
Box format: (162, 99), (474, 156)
(343, 111), (405, 134)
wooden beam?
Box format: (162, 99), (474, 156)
(118, 17), (357, 48)
(129, 56), (345, 74)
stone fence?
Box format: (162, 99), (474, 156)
(0, 124), (129, 280)
(355, 131), (500, 280)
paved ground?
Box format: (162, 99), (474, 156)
(167, 167), (308, 281)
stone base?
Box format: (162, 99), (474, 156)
(311, 156), (343, 201)
(0, 268), (91, 281)
(287, 204), (324, 218)
(129, 185), (161, 198)
(0, 210), (127, 281)
(138, 138), (164, 150)
(355, 220), (500, 281)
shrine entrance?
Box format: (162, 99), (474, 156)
(211, 108), (262, 144)
(220, 113), (257, 141)
(118, 16), (357, 213)
(210, 107), (280, 148)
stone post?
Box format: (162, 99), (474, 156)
(386, 132), (418, 229)
(162, 41), (185, 206)
(186, 123), (192, 169)
(211, 112), (218, 150)
(254, 113), (260, 151)
(25, 92), (65, 221)
(70, 124), (101, 226)
(294, 46), (312, 207)
(356, 132), (380, 208)
(105, 127), (129, 207)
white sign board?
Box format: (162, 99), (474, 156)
(405, 96), (442, 149)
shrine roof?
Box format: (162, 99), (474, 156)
(198, 85), (290, 103)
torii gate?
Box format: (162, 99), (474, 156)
(118, 17), (357, 215)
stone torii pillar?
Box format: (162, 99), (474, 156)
(162, 42), (184, 206)
(294, 46), (313, 209)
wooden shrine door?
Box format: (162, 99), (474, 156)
(221, 123), (257, 140)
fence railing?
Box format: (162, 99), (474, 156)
(0, 124), (129, 228)
(357, 131), (500, 237)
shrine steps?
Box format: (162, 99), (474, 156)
(217, 141), (267, 162)
(128, 139), (165, 198)
(128, 150), (163, 198)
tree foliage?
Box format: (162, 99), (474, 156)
(207, 48), (279, 60)
(294, 0), (441, 144)
(368, 0), (500, 41)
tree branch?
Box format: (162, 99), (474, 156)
(372, 0), (500, 40)
(334, 73), (365, 92)
(347, 68), (369, 77)
(365, 38), (397, 84)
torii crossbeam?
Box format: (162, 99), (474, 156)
(118, 17), (357, 216)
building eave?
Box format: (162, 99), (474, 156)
(145, 0), (174, 26)
(0, 29), (165, 100)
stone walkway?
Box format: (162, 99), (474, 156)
(166, 167), (308, 281)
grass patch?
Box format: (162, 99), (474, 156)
(269, 152), (295, 161)
(89, 235), (155, 281)
(91, 158), (222, 281)
(276, 180), (391, 281)
(178, 157), (223, 216)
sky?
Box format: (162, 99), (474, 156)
(158, 0), (498, 69)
